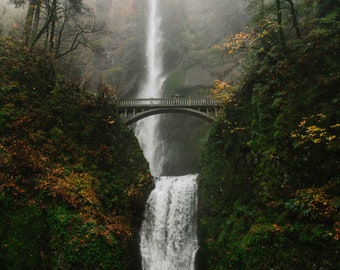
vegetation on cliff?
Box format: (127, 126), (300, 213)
(0, 36), (151, 269)
(198, 0), (339, 269)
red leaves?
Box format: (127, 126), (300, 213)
(35, 168), (133, 239)
(7, 140), (47, 175)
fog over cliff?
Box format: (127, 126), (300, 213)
(83, 0), (248, 96)
(0, 0), (247, 94)
(83, 0), (248, 175)
(0, 1), (25, 32)
(0, 0), (248, 175)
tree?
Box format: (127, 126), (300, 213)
(315, 0), (340, 16)
(199, 1), (340, 269)
(9, 0), (99, 58)
(22, 0), (35, 46)
(285, 0), (300, 38)
(275, 0), (286, 48)
(0, 36), (151, 269)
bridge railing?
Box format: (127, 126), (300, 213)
(116, 97), (221, 108)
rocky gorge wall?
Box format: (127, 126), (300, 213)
(82, 0), (248, 175)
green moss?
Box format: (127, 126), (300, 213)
(164, 69), (186, 94)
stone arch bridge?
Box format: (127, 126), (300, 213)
(116, 97), (222, 125)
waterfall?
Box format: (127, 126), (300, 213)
(136, 0), (199, 269)
(135, 0), (165, 176)
(140, 175), (199, 270)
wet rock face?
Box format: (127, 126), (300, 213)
(161, 0), (247, 96)
(82, 0), (247, 175)
(82, 0), (247, 96)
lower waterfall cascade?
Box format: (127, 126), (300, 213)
(140, 175), (199, 270)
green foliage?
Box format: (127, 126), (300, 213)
(164, 69), (185, 93)
(198, 1), (340, 269)
(47, 206), (123, 269)
(315, 0), (340, 17)
(0, 196), (50, 269)
(0, 36), (150, 269)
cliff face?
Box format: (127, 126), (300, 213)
(78, 0), (146, 96)
(79, 0), (247, 174)
(161, 0), (246, 92)
(81, 0), (247, 95)
(160, 0), (247, 174)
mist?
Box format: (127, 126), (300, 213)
(0, 0), (248, 92)
(81, 0), (248, 175)
(79, 0), (248, 95)
(0, 0), (248, 175)
(0, 0), (25, 34)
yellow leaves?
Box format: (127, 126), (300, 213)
(51, 172), (100, 209)
(223, 121), (245, 134)
(291, 114), (338, 147)
(334, 222), (340, 241)
(326, 135), (336, 141)
(249, 223), (286, 237)
(210, 80), (247, 133)
(36, 168), (134, 240)
(257, 29), (269, 39)
(316, 113), (327, 120)
(102, 215), (132, 238)
(290, 186), (338, 222)
(221, 17), (278, 55)
(271, 223), (283, 232)
(1, 140), (48, 180)
(36, 167), (100, 213)
(331, 123), (340, 129)
(223, 31), (252, 54)
(104, 115), (115, 125)
(210, 80), (233, 104)
(126, 185), (139, 197)
(231, 126), (246, 133)
(0, 175), (26, 197)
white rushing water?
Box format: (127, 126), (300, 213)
(135, 0), (166, 176)
(137, 0), (199, 269)
(140, 175), (199, 270)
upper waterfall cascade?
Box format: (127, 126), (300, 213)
(134, 0), (165, 176)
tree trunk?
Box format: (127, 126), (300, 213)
(49, 0), (57, 52)
(23, 0), (36, 46)
(31, 0), (42, 46)
(286, 0), (301, 38)
(275, 0), (286, 49)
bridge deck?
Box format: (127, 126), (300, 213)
(116, 97), (221, 108)
(116, 97), (222, 125)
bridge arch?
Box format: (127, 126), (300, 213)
(124, 107), (215, 125)
(116, 98), (222, 125)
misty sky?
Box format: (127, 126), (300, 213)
(0, 0), (26, 31)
